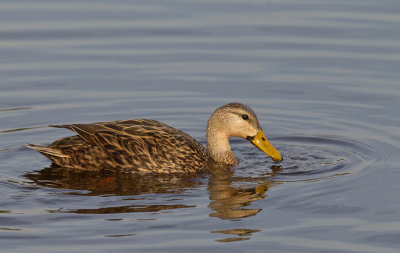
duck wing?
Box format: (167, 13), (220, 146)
(45, 119), (207, 174)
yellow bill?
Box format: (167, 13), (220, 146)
(249, 129), (282, 161)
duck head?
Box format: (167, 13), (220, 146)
(206, 103), (282, 165)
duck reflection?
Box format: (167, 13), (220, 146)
(25, 164), (281, 217)
(207, 164), (282, 242)
(25, 165), (202, 196)
(24, 165), (201, 214)
(208, 165), (282, 220)
(211, 228), (261, 242)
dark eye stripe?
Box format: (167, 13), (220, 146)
(242, 114), (249, 120)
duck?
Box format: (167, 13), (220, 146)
(27, 103), (282, 174)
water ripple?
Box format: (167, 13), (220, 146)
(235, 135), (384, 183)
(276, 135), (385, 181)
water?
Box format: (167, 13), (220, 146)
(1, 0), (400, 252)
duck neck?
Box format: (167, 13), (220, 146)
(206, 125), (237, 165)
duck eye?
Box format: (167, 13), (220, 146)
(241, 114), (249, 120)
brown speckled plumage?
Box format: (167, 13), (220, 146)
(27, 103), (282, 174)
(28, 119), (207, 174)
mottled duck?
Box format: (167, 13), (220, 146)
(28, 103), (282, 174)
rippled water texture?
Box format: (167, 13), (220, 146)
(1, 0), (400, 252)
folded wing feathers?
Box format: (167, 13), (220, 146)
(26, 144), (70, 158)
(29, 119), (207, 173)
